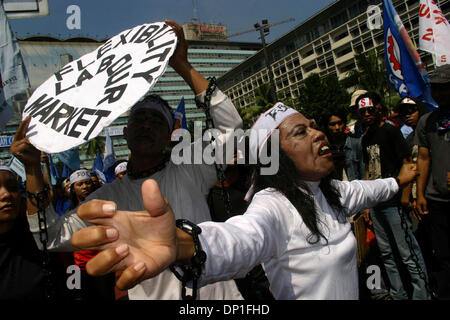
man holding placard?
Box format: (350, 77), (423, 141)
(11, 21), (243, 300)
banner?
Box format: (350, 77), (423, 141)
(419, 0), (450, 66)
(99, 125), (125, 137)
(0, 135), (14, 147)
(8, 156), (26, 181)
(22, 22), (177, 153)
(383, 0), (437, 110)
(0, 3), (30, 130)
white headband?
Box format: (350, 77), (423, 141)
(0, 165), (14, 174)
(130, 96), (174, 130)
(248, 102), (299, 162)
(358, 97), (381, 109)
(69, 169), (91, 185)
(114, 162), (128, 175)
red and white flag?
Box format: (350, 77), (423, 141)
(419, 0), (450, 66)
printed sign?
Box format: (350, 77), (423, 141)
(22, 21), (177, 153)
(0, 135), (14, 147)
(419, 0), (450, 66)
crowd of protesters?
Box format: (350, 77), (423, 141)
(0, 20), (449, 301)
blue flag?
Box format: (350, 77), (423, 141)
(383, 0), (437, 110)
(62, 164), (71, 179)
(48, 154), (59, 185)
(92, 151), (104, 173)
(174, 97), (187, 130)
(55, 147), (80, 171)
(92, 151), (107, 183)
(103, 132), (115, 183)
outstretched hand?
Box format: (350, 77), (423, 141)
(71, 179), (177, 290)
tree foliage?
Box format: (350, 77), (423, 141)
(80, 136), (105, 157)
(238, 83), (275, 129)
(298, 73), (350, 122)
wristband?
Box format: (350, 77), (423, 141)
(395, 176), (401, 187)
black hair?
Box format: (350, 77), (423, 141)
(319, 108), (349, 134)
(251, 137), (346, 245)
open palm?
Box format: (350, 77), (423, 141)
(72, 179), (177, 289)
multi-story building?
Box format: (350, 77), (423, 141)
(0, 24), (260, 168)
(217, 0), (450, 109)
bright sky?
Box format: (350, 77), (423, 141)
(7, 0), (336, 43)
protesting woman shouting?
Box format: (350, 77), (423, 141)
(71, 103), (418, 300)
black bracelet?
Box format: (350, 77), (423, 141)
(395, 176), (401, 187)
(169, 219), (206, 300)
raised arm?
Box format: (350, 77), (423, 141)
(10, 116), (48, 216)
(165, 20), (209, 95)
(11, 116), (89, 251)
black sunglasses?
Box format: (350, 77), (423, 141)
(358, 107), (378, 115)
(398, 106), (417, 117)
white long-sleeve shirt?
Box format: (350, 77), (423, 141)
(27, 88), (244, 300)
(198, 177), (399, 300)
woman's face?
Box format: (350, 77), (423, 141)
(0, 171), (22, 228)
(279, 113), (335, 181)
(327, 115), (346, 135)
(72, 178), (93, 202)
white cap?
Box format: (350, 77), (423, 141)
(399, 97), (417, 105)
(114, 161), (128, 176)
(248, 102), (299, 163)
(69, 169), (91, 185)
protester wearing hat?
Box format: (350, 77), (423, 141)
(63, 169), (115, 300)
(114, 161), (128, 180)
(416, 64), (450, 299)
(344, 89), (367, 182)
(70, 101), (419, 300)
(68, 169), (94, 211)
(11, 20), (243, 300)
(356, 92), (430, 300)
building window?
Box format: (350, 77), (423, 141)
(363, 39), (374, 49)
(304, 62), (317, 73)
